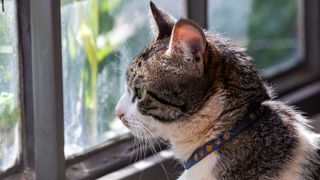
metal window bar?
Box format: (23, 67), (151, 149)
(185, 0), (207, 28)
(30, 0), (65, 179)
(304, 0), (320, 70)
(17, 0), (35, 171)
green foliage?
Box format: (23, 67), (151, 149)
(0, 63), (12, 92)
(0, 5), (20, 140)
(0, 11), (15, 93)
(247, 0), (298, 70)
(0, 93), (19, 135)
(64, 0), (124, 140)
(0, 12), (13, 44)
(78, 0), (122, 111)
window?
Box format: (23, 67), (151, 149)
(61, 0), (184, 157)
(0, 0), (21, 173)
(208, 0), (301, 77)
(0, 0), (319, 179)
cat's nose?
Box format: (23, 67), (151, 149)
(115, 106), (124, 119)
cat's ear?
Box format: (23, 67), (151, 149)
(167, 19), (207, 74)
(150, 2), (176, 40)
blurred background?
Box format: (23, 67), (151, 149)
(0, 0), (319, 179)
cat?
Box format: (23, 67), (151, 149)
(115, 2), (320, 180)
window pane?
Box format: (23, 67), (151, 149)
(61, 0), (184, 157)
(0, 0), (21, 172)
(208, 0), (301, 77)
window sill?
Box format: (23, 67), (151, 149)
(99, 150), (182, 180)
(66, 134), (167, 180)
(4, 170), (34, 180)
(268, 64), (319, 96)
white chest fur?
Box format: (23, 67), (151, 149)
(178, 152), (218, 180)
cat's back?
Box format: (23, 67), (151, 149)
(264, 100), (320, 180)
(214, 100), (320, 180)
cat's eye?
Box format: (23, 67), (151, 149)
(136, 88), (146, 100)
(131, 88), (146, 102)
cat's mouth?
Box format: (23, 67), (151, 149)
(119, 116), (130, 128)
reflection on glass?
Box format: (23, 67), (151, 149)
(61, 0), (184, 157)
(208, 0), (300, 76)
(0, 0), (21, 172)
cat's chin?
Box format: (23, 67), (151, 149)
(119, 117), (130, 128)
(131, 131), (152, 139)
(129, 126), (156, 139)
(127, 117), (167, 139)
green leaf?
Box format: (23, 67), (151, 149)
(67, 28), (77, 61)
(100, 0), (121, 12)
(97, 42), (113, 62)
(79, 21), (98, 68)
(90, 0), (99, 38)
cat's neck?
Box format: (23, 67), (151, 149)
(166, 89), (225, 160)
(166, 89), (247, 161)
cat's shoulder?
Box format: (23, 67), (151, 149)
(262, 100), (320, 179)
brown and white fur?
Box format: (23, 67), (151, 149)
(115, 2), (320, 180)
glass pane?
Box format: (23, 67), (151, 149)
(61, 0), (184, 157)
(208, 0), (301, 77)
(0, 0), (21, 172)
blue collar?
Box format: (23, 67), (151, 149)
(182, 104), (264, 169)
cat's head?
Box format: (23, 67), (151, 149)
(115, 2), (267, 139)
(115, 2), (220, 138)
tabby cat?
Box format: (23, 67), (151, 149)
(115, 2), (320, 180)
